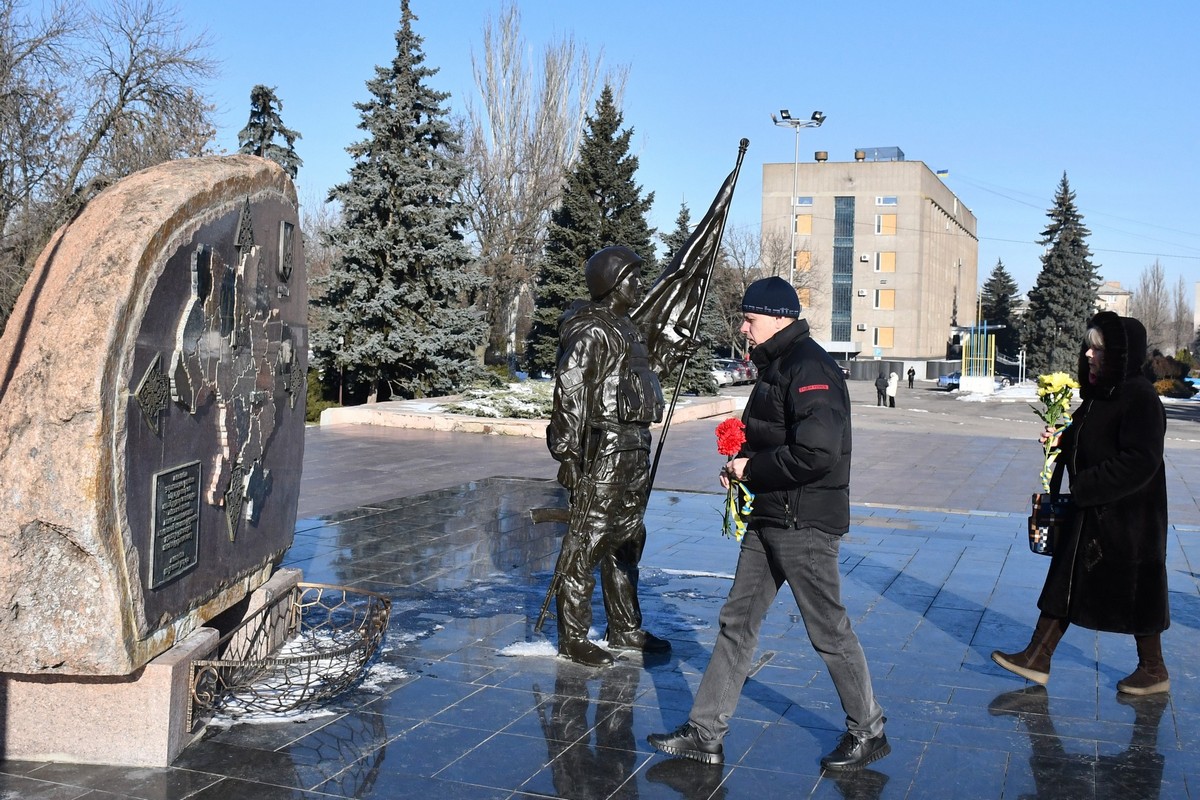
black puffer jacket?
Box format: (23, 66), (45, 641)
(1037, 311), (1169, 634)
(740, 319), (851, 535)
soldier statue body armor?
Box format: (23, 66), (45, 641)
(546, 245), (702, 666)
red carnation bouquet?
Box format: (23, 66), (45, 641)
(715, 418), (754, 541)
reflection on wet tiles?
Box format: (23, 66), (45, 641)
(333, 720), (494, 785)
(7, 476), (1195, 799)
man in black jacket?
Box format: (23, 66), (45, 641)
(648, 277), (889, 772)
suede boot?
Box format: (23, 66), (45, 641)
(1117, 633), (1170, 695)
(991, 615), (1067, 685)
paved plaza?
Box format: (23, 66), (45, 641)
(3, 380), (1199, 798)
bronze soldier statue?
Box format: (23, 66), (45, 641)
(547, 246), (670, 666)
(544, 142), (748, 667)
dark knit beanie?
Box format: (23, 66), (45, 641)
(741, 276), (801, 318)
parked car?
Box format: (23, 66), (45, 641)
(938, 371), (1012, 391)
(715, 358), (757, 385)
(711, 363), (736, 387)
(937, 371), (961, 391)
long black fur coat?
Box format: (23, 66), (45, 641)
(1037, 311), (1170, 635)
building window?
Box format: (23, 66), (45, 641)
(795, 250), (812, 272)
(797, 287), (812, 308)
(874, 327), (894, 348)
(876, 195), (898, 206)
(794, 214), (812, 236)
(874, 289), (895, 310)
(875, 214), (896, 235)
(832, 197), (855, 342)
(875, 251), (896, 272)
(794, 196), (813, 206)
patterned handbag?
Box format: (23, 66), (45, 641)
(1028, 461), (1072, 556)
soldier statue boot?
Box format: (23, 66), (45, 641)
(602, 541), (670, 653)
(555, 562), (613, 668)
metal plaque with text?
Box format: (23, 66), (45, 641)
(150, 461), (201, 589)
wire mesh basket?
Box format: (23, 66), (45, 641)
(188, 582), (391, 726)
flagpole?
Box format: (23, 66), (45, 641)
(648, 138), (749, 490)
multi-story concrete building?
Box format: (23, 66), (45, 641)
(761, 148), (978, 363)
(1096, 280), (1132, 317)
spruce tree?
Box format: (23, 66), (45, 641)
(525, 86), (656, 376)
(979, 259), (1021, 357)
(1021, 173), (1100, 375)
(311, 0), (484, 401)
(237, 85), (303, 179)
(657, 201), (718, 395)
(644, 202), (689, 286)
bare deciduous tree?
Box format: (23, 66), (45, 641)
(0, 0), (214, 334)
(460, 1), (622, 362)
(1130, 260), (1170, 354)
(0, 1), (75, 314)
(66, 0), (215, 201)
(300, 191), (340, 340)
(1170, 276), (1193, 355)
(709, 226), (822, 357)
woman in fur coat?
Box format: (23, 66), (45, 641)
(992, 311), (1170, 695)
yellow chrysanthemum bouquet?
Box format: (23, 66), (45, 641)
(1030, 372), (1079, 491)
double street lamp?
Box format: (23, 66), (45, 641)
(771, 109), (825, 286)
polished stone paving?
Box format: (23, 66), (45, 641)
(3, 380), (1200, 798)
(5, 474), (1200, 798)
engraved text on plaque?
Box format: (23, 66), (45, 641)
(150, 462), (201, 589)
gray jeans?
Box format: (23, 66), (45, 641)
(688, 525), (884, 741)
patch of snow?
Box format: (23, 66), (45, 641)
(207, 706), (339, 727)
(658, 568), (735, 580)
(497, 640), (559, 658)
(358, 661), (410, 692)
(498, 627), (604, 658)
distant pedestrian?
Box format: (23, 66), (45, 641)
(874, 373), (887, 406)
(886, 372), (898, 408)
(907, 367), (915, 389)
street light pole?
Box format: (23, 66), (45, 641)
(771, 109), (825, 287)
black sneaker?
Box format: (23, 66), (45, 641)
(647, 723), (724, 765)
(820, 730), (890, 772)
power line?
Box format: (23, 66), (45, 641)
(950, 172), (1200, 255)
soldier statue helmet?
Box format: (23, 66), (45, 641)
(585, 245), (643, 301)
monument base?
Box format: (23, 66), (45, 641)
(0, 568), (303, 766)
(958, 375), (997, 395)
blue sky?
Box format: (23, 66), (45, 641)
(183, 0), (1199, 298)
